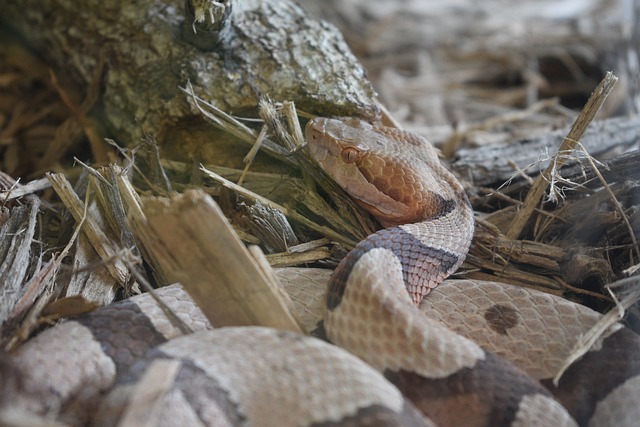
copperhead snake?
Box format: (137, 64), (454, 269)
(2, 118), (639, 426)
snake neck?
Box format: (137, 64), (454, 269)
(327, 199), (474, 311)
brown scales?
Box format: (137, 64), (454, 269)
(309, 118), (577, 427)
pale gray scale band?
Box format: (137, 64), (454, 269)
(99, 328), (432, 427)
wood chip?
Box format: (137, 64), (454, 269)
(128, 189), (302, 332)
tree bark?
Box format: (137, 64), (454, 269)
(2, 0), (379, 145)
(452, 116), (640, 187)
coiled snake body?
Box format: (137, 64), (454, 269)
(3, 118), (639, 426)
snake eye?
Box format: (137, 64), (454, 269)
(341, 147), (360, 163)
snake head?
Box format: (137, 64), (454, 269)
(306, 117), (468, 228)
(305, 117), (431, 227)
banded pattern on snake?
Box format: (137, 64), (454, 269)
(1, 118), (639, 426)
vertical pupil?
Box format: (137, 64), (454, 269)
(342, 148), (359, 163)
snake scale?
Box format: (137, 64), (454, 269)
(2, 118), (639, 426)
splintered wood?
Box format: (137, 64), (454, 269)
(128, 189), (303, 333)
(505, 73), (618, 240)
